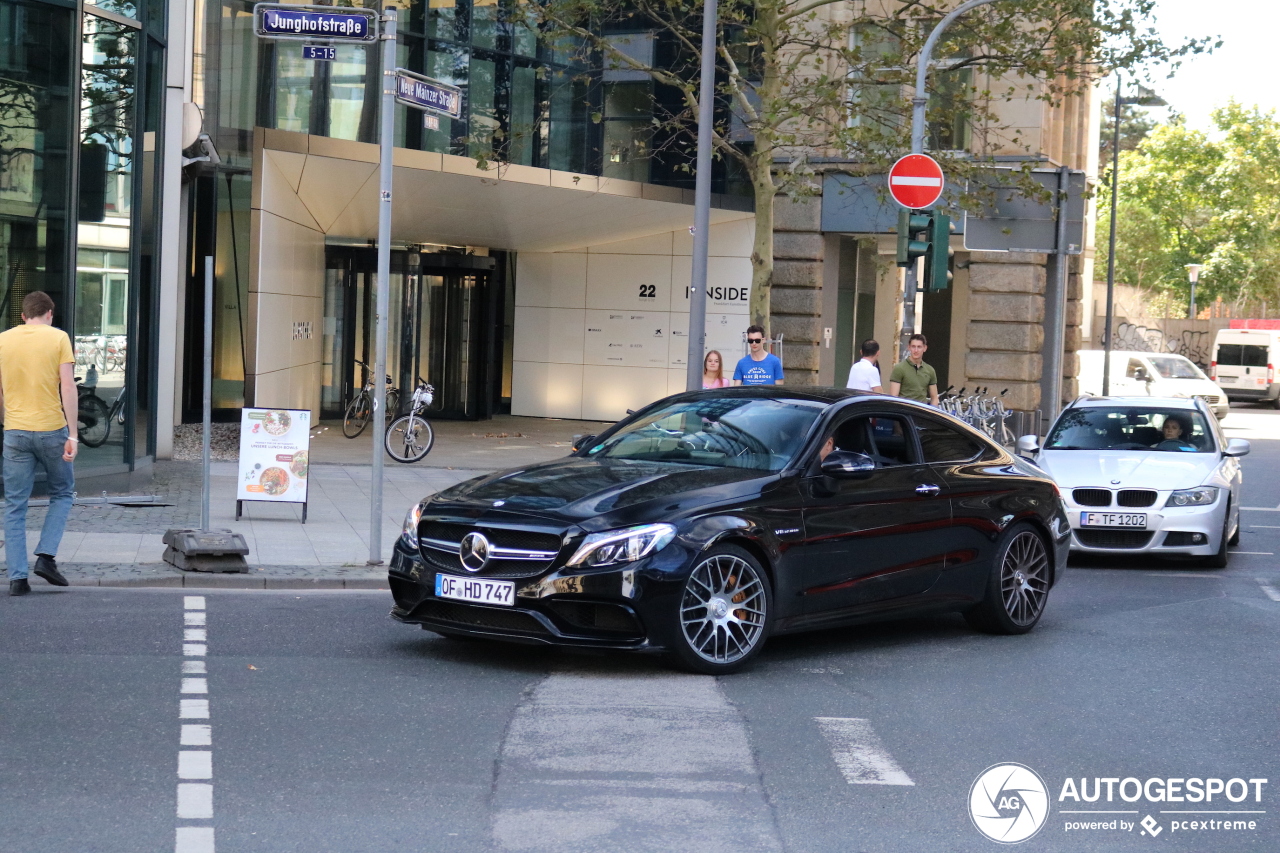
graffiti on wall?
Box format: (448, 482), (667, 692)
(1112, 322), (1213, 367)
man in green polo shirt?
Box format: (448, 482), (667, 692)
(889, 333), (940, 405)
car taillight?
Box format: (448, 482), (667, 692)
(1209, 360), (1217, 381)
(1270, 363), (1275, 384)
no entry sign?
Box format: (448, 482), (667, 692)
(888, 154), (944, 209)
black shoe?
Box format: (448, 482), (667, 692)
(34, 555), (68, 587)
(9, 579), (30, 596)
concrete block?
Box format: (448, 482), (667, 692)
(968, 263), (1046, 294)
(1065, 301), (1083, 326)
(774, 194), (823, 232)
(784, 369), (820, 386)
(968, 251), (1048, 265)
(968, 321), (1043, 353)
(773, 232), (825, 261)
(771, 260), (822, 288)
(782, 344), (820, 372)
(771, 315), (822, 343)
(969, 293), (1044, 325)
(966, 351), (1043, 383)
(770, 286), (822, 315)
(998, 381), (1041, 413)
(1063, 326), (1082, 352)
(1067, 274), (1083, 301)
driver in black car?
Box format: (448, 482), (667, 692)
(1154, 414), (1196, 451)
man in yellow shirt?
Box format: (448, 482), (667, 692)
(0, 291), (78, 595)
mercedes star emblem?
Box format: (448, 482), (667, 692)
(459, 532), (491, 573)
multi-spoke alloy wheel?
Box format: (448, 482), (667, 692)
(671, 546), (772, 674)
(966, 524), (1051, 635)
(999, 530), (1050, 627)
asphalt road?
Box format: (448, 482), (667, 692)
(3, 406), (1278, 853)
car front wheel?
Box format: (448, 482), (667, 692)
(668, 544), (773, 675)
(965, 524), (1051, 635)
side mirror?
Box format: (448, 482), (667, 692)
(1015, 435), (1040, 456)
(572, 434), (596, 453)
(820, 450), (876, 478)
(1224, 438), (1251, 458)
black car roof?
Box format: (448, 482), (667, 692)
(668, 386), (877, 405)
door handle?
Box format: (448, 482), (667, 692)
(916, 484), (941, 496)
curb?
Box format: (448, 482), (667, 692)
(70, 576), (390, 590)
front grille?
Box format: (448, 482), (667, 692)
(1073, 488), (1112, 507)
(1076, 530), (1154, 549)
(547, 600), (643, 636)
(423, 549), (553, 579)
(1117, 489), (1158, 508)
(1195, 394), (1221, 405)
(420, 522), (561, 553)
(415, 600), (551, 635)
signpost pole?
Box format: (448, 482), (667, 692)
(369, 5), (396, 566)
(1041, 165), (1070, 425)
(202, 256), (213, 532)
(903, 0), (1000, 359)
(684, 0), (717, 391)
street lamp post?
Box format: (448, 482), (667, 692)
(900, 0), (1000, 358)
(1186, 263), (1203, 319)
(684, 0), (718, 390)
(1105, 73), (1167, 394)
(1102, 75), (1165, 396)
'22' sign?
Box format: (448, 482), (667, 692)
(638, 284), (657, 298)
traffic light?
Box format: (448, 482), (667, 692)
(896, 209), (954, 291)
(923, 213), (954, 292)
(896, 209), (930, 267)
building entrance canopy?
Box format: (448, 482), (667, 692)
(255, 129), (751, 252)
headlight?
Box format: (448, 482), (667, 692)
(1165, 487), (1218, 508)
(401, 502), (424, 548)
(566, 523), (676, 568)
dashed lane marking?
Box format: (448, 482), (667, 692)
(178, 596), (214, 852)
(1256, 579), (1280, 601)
(1233, 551), (1275, 556)
(814, 717), (914, 786)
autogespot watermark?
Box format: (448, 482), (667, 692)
(970, 765), (1269, 844)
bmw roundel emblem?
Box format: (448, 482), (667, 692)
(459, 532), (491, 572)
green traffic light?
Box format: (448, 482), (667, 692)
(896, 209), (931, 267)
(923, 213), (955, 291)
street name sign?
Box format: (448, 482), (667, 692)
(888, 153), (945, 209)
(394, 69), (463, 120)
(253, 4), (379, 43)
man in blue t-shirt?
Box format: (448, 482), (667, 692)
(732, 325), (785, 386)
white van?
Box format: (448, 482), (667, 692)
(1076, 349), (1230, 419)
(1210, 328), (1280, 408)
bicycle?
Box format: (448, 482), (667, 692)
(343, 360), (400, 439)
(384, 377), (436, 463)
(76, 379), (125, 448)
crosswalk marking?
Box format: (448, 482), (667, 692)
(491, 667), (782, 852)
(815, 717), (914, 786)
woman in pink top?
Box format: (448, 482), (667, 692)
(702, 350), (730, 389)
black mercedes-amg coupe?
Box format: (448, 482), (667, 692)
(388, 388), (1069, 674)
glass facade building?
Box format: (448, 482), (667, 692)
(0, 0), (166, 473)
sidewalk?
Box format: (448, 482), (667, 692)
(5, 415), (610, 589)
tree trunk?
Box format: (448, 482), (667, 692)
(749, 167), (777, 333)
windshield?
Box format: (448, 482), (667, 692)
(1147, 356), (1204, 380)
(1045, 407), (1215, 453)
(586, 397), (824, 471)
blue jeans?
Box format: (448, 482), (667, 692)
(4, 428), (75, 580)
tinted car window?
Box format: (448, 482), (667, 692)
(915, 417), (984, 463)
(1217, 343), (1268, 367)
(822, 415), (916, 467)
(587, 397), (824, 471)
